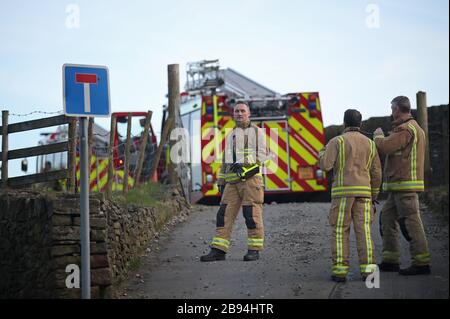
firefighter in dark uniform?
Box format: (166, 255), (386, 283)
(201, 102), (269, 262)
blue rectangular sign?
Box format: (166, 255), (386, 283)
(63, 64), (110, 117)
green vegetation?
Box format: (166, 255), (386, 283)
(111, 181), (181, 242)
(112, 182), (170, 208)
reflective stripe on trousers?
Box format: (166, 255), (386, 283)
(211, 237), (230, 249)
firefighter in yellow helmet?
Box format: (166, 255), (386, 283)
(319, 109), (382, 282)
(374, 96), (431, 276)
(201, 102), (269, 262)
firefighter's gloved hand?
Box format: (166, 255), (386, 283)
(229, 163), (244, 176)
(218, 185), (225, 194)
(373, 128), (385, 140)
(372, 199), (379, 215)
(318, 147), (326, 159)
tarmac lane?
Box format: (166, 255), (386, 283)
(118, 201), (449, 299)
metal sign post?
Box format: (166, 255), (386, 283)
(63, 63), (110, 299)
(79, 117), (90, 299)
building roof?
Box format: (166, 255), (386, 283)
(219, 68), (278, 98)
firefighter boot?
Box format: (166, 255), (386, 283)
(399, 265), (431, 276)
(243, 250), (259, 261)
(200, 248), (226, 262)
(361, 273), (374, 282)
(331, 275), (347, 283)
(378, 262), (400, 272)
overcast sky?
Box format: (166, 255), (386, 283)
(1, 0), (448, 177)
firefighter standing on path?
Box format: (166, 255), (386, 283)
(374, 96), (431, 276)
(201, 102), (269, 262)
(319, 109), (382, 282)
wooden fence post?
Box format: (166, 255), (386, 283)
(1, 110), (9, 190)
(149, 115), (174, 183)
(123, 113), (132, 194)
(106, 114), (117, 199)
(167, 64), (180, 185)
(135, 111), (153, 186)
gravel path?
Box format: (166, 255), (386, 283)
(117, 200), (449, 299)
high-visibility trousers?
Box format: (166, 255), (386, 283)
(329, 197), (377, 277)
(380, 192), (430, 266)
(210, 176), (264, 253)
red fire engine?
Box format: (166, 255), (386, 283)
(177, 60), (327, 203)
(36, 112), (158, 191)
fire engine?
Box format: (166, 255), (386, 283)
(35, 112), (158, 191)
(179, 60), (327, 203)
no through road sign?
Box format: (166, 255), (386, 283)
(63, 64), (110, 117)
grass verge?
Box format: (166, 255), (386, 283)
(111, 182), (170, 208)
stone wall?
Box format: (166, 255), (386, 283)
(0, 187), (189, 299)
(427, 105), (449, 187)
(105, 190), (189, 283)
(0, 192), (53, 298)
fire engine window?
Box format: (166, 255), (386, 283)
(181, 113), (191, 136)
(249, 100), (288, 118)
(36, 151), (67, 173)
(190, 109), (202, 191)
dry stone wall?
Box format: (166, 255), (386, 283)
(0, 187), (189, 298)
